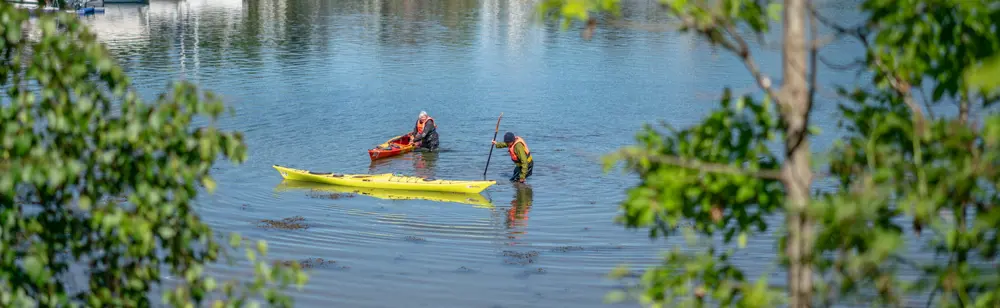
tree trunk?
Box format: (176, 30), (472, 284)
(781, 0), (813, 307)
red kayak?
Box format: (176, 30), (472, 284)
(368, 134), (416, 161)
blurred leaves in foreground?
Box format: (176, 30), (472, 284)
(0, 3), (306, 307)
(965, 54), (1000, 94)
(540, 0), (1000, 307)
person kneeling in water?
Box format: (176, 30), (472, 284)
(411, 111), (439, 151)
(492, 132), (533, 183)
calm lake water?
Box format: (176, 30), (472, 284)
(80, 0), (866, 307)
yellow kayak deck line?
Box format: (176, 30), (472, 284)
(274, 180), (494, 208)
(272, 165), (496, 194)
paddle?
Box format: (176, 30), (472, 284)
(483, 112), (503, 178)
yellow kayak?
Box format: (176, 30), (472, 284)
(272, 165), (496, 194)
(274, 180), (494, 208)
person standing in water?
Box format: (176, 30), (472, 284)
(492, 132), (533, 183)
(411, 111), (439, 151)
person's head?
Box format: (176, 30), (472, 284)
(504, 132), (515, 143)
(418, 111), (428, 120)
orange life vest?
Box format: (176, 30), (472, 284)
(507, 137), (532, 163)
(414, 117), (436, 134)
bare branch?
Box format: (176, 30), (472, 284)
(915, 86), (937, 120)
(890, 255), (922, 271)
(810, 6), (867, 39)
(613, 148), (784, 180)
(819, 56), (865, 70)
(811, 5), (928, 130)
(868, 54), (928, 131)
(666, 11), (783, 106)
(721, 24), (783, 104)
(811, 34), (838, 49)
(926, 286), (940, 308)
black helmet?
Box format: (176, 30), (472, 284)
(504, 132), (515, 143)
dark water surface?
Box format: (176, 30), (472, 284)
(81, 0), (865, 307)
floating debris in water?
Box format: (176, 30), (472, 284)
(276, 257), (337, 269)
(455, 266), (477, 273)
(306, 189), (355, 200)
(275, 258), (350, 270)
(257, 216), (309, 230)
(403, 235), (427, 243)
(514, 267), (547, 279)
(502, 250), (539, 265)
(550, 246), (585, 252)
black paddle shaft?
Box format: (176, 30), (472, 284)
(484, 113), (503, 178)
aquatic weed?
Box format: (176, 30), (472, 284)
(257, 216), (309, 230)
(306, 189), (355, 200)
(502, 250), (539, 265)
(276, 258), (336, 269)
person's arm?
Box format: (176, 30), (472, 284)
(424, 120), (435, 136)
(514, 144), (529, 182)
(493, 141), (509, 148)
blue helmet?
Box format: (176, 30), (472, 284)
(504, 132), (515, 143)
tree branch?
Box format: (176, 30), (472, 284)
(613, 148), (784, 180)
(721, 23), (783, 104)
(669, 12), (783, 106)
(810, 6), (928, 130)
(819, 55), (865, 71)
(915, 86), (937, 120)
(811, 34), (838, 50)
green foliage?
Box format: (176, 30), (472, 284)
(965, 54), (1000, 94)
(541, 0), (1000, 307)
(607, 248), (784, 308)
(604, 88), (784, 241)
(599, 88), (786, 307)
(535, 0), (621, 29)
(863, 0), (1000, 103)
(818, 1), (1000, 306)
(0, 4), (306, 307)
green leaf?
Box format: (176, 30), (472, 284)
(736, 186), (754, 202)
(295, 271), (309, 289)
(766, 3), (782, 21)
(203, 277), (218, 292)
(604, 290), (628, 303)
(201, 177), (217, 193)
(965, 54), (1000, 93)
(608, 264), (631, 279)
(229, 232), (242, 248)
(22, 255), (46, 283)
(158, 226), (176, 239)
(79, 196), (92, 211)
(256, 240), (268, 256)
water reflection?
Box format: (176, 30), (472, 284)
(504, 183), (533, 242)
(411, 151), (438, 178)
(273, 179), (494, 208)
(87, 0), (566, 77)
